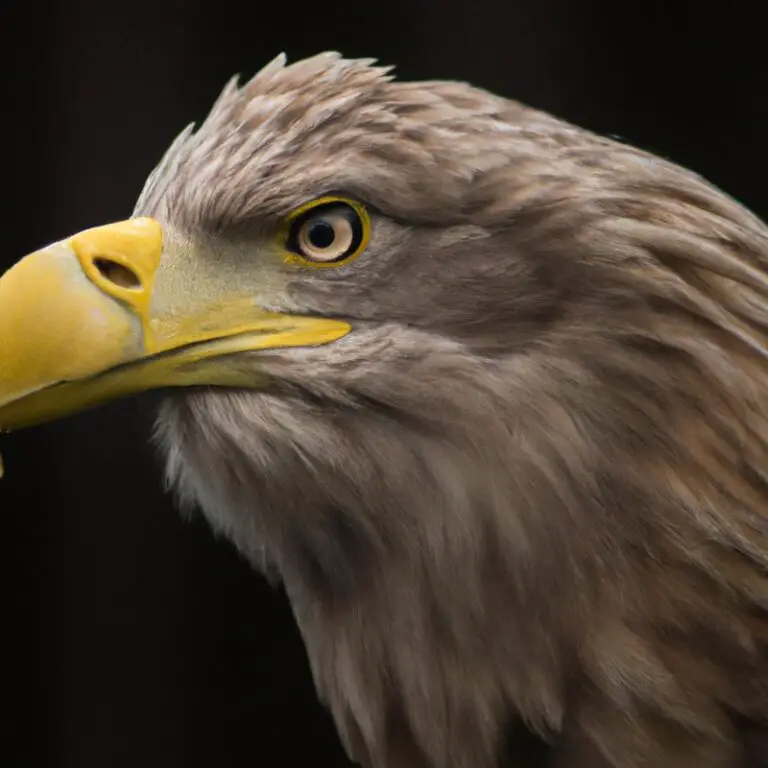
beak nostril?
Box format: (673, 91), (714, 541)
(93, 258), (141, 290)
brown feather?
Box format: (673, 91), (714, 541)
(137, 53), (768, 767)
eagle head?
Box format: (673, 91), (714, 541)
(1, 52), (766, 767)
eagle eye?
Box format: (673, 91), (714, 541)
(283, 197), (370, 267)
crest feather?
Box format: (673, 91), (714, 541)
(134, 52), (395, 225)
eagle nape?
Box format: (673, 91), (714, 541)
(1, 52), (766, 768)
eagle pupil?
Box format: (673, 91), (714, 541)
(308, 221), (336, 249)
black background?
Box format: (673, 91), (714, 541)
(5, 1), (765, 766)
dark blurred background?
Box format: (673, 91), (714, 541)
(4, 1), (765, 766)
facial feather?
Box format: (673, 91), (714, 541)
(145, 53), (768, 768)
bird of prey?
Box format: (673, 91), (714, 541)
(1, 52), (766, 768)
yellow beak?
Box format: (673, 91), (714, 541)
(0, 218), (350, 430)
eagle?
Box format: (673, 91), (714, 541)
(1, 52), (766, 768)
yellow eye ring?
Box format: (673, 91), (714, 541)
(282, 196), (370, 268)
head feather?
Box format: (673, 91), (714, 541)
(143, 52), (768, 768)
(133, 52), (576, 234)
